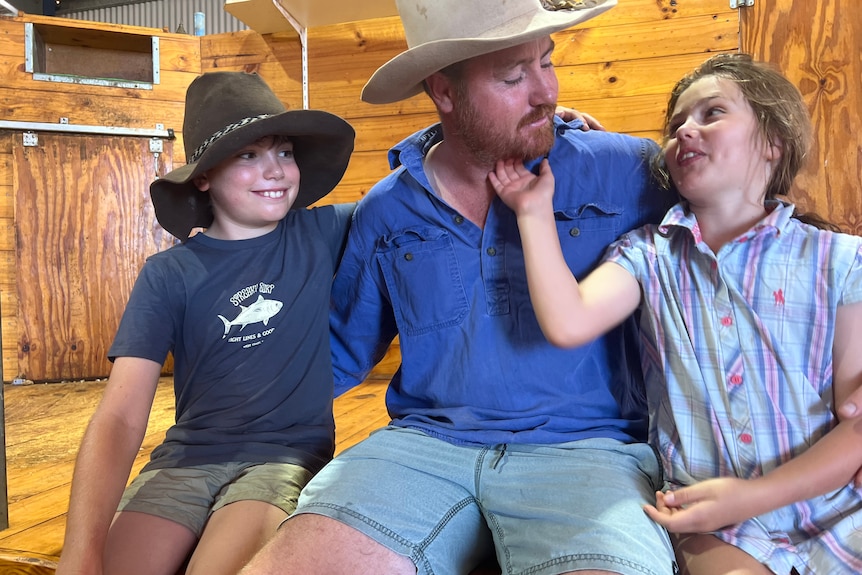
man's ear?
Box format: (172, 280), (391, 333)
(425, 72), (456, 114)
(193, 173), (210, 192)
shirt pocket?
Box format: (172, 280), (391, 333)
(376, 227), (468, 336)
(554, 202), (624, 271)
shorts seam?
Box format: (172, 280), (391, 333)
(521, 552), (661, 575)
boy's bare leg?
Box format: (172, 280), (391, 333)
(672, 533), (773, 575)
(104, 511), (197, 575)
(240, 513), (416, 575)
(186, 500), (288, 575)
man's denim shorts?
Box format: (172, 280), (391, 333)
(293, 426), (677, 575)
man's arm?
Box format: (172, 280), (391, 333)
(330, 205), (399, 391)
(56, 356), (162, 575)
(644, 301), (862, 533)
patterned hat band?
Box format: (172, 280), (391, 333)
(189, 114), (273, 163)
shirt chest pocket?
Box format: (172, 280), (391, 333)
(376, 227), (468, 336)
(554, 203), (623, 271)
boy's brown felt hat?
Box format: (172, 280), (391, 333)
(151, 71), (355, 240)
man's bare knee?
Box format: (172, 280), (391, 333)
(244, 514), (415, 575)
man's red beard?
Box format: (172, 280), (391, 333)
(453, 100), (557, 167)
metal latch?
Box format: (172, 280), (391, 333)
(730, 0), (754, 7)
(149, 138), (164, 154)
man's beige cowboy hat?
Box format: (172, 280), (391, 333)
(151, 71), (355, 240)
(361, 0), (616, 104)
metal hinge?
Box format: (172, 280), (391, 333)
(730, 0), (754, 7)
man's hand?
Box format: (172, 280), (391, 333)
(554, 106), (606, 131)
(643, 477), (764, 533)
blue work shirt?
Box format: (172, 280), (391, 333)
(331, 118), (676, 446)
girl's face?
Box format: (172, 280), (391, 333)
(663, 76), (778, 205)
(194, 136), (300, 240)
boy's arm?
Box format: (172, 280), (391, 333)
(489, 158), (641, 348)
(644, 301), (862, 533)
(56, 356), (162, 575)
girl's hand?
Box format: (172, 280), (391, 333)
(643, 477), (762, 533)
(488, 158), (555, 217)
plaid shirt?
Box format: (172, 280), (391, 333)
(607, 201), (862, 574)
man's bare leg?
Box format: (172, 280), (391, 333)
(240, 513), (416, 575)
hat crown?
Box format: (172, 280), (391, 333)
(181, 72), (287, 160)
(362, 0), (615, 104)
(398, 0), (539, 48)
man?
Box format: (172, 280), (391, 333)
(244, 1), (678, 574)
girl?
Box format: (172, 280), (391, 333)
(491, 53), (862, 575)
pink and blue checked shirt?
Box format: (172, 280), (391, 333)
(607, 201), (862, 574)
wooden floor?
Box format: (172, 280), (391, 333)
(0, 375), (391, 571)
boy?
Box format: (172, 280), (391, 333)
(57, 71), (354, 575)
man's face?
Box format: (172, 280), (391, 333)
(450, 37), (559, 166)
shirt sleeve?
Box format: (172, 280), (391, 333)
(329, 201), (399, 391)
(838, 239), (862, 306)
(310, 202), (356, 269)
(108, 255), (177, 363)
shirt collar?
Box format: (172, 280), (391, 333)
(658, 199), (795, 239)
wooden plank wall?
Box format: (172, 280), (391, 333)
(741, 0), (862, 235)
(0, 14), (200, 382)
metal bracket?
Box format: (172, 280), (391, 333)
(22, 132), (38, 147)
(730, 0), (754, 7)
(273, 0), (309, 109)
(149, 139), (164, 154)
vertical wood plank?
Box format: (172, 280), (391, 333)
(13, 135), (176, 381)
(741, 0), (862, 233)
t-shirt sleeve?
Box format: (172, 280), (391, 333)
(108, 256), (177, 363)
(309, 202), (356, 269)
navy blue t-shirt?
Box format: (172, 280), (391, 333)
(110, 204), (354, 473)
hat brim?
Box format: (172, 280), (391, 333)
(361, 1), (615, 104)
(151, 110), (355, 240)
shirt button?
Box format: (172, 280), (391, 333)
(454, 215), (464, 225)
(739, 433), (753, 444)
(729, 374), (743, 385)
(569, 227), (581, 237)
(721, 316), (733, 326)
(404, 253), (413, 261)
(486, 247), (497, 256)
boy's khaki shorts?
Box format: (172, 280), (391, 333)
(118, 461), (313, 536)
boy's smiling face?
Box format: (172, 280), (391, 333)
(193, 135), (300, 240)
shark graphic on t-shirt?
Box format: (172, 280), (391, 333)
(218, 294), (283, 338)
